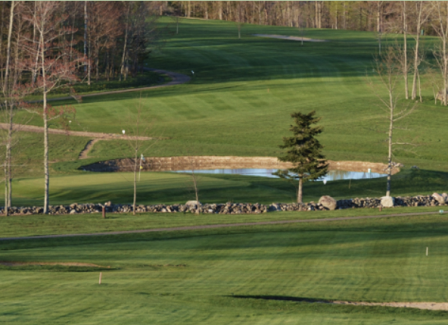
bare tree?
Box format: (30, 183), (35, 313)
(367, 46), (417, 197)
(402, 1), (409, 99)
(410, 1), (431, 101)
(432, 1), (448, 106)
(121, 96), (157, 215)
(23, 2), (81, 214)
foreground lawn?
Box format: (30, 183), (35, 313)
(2, 216), (448, 324)
(0, 206), (442, 238)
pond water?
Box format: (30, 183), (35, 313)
(172, 168), (387, 181)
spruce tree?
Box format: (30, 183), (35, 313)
(275, 111), (328, 203)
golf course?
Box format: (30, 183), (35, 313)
(2, 16), (448, 324)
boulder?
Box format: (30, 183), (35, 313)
(318, 196), (337, 210)
(185, 200), (201, 208)
(381, 196), (395, 208)
(432, 193), (445, 205)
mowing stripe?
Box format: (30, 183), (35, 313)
(0, 211), (445, 241)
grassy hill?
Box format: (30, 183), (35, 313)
(6, 17), (448, 205)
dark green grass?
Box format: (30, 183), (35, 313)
(2, 216), (448, 324)
(25, 71), (167, 100)
(0, 206), (442, 238)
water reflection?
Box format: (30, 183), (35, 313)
(172, 168), (386, 181)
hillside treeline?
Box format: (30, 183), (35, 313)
(161, 1), (438, 35)
(0, 1), (159, 85)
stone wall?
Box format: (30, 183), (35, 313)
(2, 193), (444, 216)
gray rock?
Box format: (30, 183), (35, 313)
(69, 209), (77, 214)
(381, 196), (395, 208)
(318, 196), (337, 210)
(185, 200), (201, 208)
(432, 193), (445, 205)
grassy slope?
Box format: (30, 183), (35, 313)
(6, 18), (447, 205)
(2, 216), (448, 324)
(20, 17), (447, 170)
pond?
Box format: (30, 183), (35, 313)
(172, 168), (387, 181)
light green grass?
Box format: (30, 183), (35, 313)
(2, 216), (448, 324)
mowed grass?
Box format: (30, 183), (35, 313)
(2, 216), (448, 324)
(3, 167), (448, 207)
(0, 206), (443, 238)
(18, 17), (448, 171)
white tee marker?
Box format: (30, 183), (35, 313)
(323, 179), (327, 185)
(122, 130), (125, 135)
(191, 70), (194, 75)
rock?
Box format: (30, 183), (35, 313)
(318, 196), (337, 210)
(185, 200), (201, 208)
(104, 201), (113, 207)
(432, 193), (445, 205)
(69, 209), (77, 214)
(381, 196), (395, 208)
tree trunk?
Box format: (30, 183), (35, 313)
(133, 151), (138, 216)
(403, 1), (408, 99)
(411, 2), (423, 100)
(3, 1), (15, 215)
(84, 1), (87, 73)
(119, 6), (129, 82)
(218, 1), (222, 20)
(38, 26), (50, 214)
(297, 178), (303, 203)
(386, 91), (394, 197)
(95, 47), (99, 81)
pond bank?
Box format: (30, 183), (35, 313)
(81, 156), (401, 175)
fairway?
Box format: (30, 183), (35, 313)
(22, 17), (447, 171)
(2, 215), (448, 324)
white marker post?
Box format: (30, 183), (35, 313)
(426, 247), (428, 256)
(122, 130), (125, 135)
(99, 272), (103, 284)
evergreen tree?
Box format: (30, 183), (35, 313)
(275, 111), (328, 203)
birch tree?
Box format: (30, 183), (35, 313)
(410, 1), (431, 101)
(367, 46), (417, 197)
(432, 1), (448, 106)
(23, 1), (81, 214)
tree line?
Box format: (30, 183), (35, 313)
(161, 1), (437, 34)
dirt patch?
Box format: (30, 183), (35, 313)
(253, 34), (328, 42)
(81, 156), (399, 175)
(79, 139), (100, 159)
(333, 300), (448, 311)
(0, 261), (106, 267)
